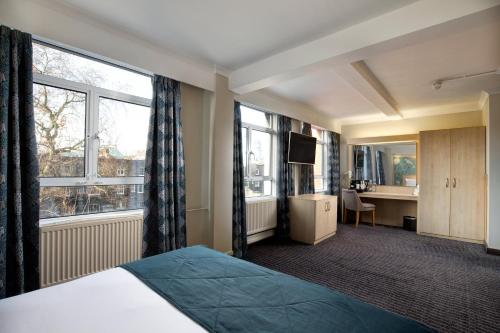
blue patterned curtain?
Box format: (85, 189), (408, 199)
(232, 102), (247, 258)
(0, 26), (40, 299)
(375, 150), (386, 185)
(326, 131), (340, 196)
(142, 75), (186, 257)
(299, 122), (315, 194)
(354, 145), (374, 181)
(353, 145), (361, 180)
(363, 146), (373, 181)
(276, 115), (294, 239)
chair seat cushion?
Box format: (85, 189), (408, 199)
(361, 202), (376, 211)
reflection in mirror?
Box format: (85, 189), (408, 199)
(351, 142), (417, 187)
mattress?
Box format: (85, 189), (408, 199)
(122, 246), (434, 333)
(0, 267), (206, 333)
(0, 246), (434, 333)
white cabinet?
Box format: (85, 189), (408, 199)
(289, 194), (337, 245)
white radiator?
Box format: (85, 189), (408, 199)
(40, 213), (143, 288)
(246, 198), (277, 243)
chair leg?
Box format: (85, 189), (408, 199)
(372, 210), (376, 227)
(355, 211), (360, 228)
(343, 207), (347, 224)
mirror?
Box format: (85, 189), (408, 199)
(350, 142), (417, 187)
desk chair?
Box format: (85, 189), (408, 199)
(342, 189), (376, 227)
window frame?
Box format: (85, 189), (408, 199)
(313, 127), (327, 193)
(33, 42), (152, 220)
(240, 106), (276, 199)
(35, 72), (151, 189)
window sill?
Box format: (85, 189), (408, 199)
(39, 209), (144, 227)
(245, 196), (277, 203)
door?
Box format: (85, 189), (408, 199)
(450, 127), (486, 240)
(418, 130), (451, 236)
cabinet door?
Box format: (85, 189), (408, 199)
(450, 127), (485, 240)
(418, 130), (451, 236)
(327, 198), (337, 234)
(315, 200), (330, 240)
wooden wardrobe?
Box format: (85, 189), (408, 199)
(418, 127), (486, 242)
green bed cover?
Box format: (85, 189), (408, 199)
(121, 246), (434, 333)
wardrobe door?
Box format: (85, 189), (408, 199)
(450, 127), (486, 240)
(418, 130), (451, 236)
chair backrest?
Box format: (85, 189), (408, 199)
(342, 189), (364, 211)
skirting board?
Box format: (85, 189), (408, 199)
(486, 247), (500, 256)
(417, 232), (484, 245)
(248, 229), (275, 245)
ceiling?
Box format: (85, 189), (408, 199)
(52, 0), (417, 70)
(267, 6), (500, 122)
(269, 68), (379, 119)
(39, 0), (500, 124)
(366, 16), (500, 112)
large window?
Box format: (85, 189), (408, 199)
(240, 106), (275, 198)
(312, 127), (327, 193)
(33, 42), (152, 218)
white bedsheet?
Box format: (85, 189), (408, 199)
(0, 267), (206, 333)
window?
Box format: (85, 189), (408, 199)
(312, 127), (327, 193)
(34, 42), (152, 218)
(116, 185), (125, 195)
(240, 105), (275, 198)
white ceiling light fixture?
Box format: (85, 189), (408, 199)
(432, 68), (500, 90)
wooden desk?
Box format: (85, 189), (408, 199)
(358, 192), (418, 201)
(347, 192), (418, 227)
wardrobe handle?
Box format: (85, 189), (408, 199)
(446, 178), (449, 188)
(453, 178), (456, 188)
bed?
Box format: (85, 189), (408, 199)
(0, 246), (434, 333)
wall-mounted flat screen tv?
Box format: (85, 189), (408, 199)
(288, 131), (317, 165)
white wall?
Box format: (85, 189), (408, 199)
(238, 90), (340, 133)
(341, 111), (484, 139)
(485, 93), (500, 250)
(181, 84), (212, 246)
(0, 0), (215, 91)
(210, 75), (236, 253)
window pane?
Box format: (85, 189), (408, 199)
(40, 185), (144, 218)
(311, 128), (322, 141)
(314, 178), (324, 192)
(33, 43), (152, 99)
(245, 180), (272, 198)
(314, 144), (323, 176)
(241, 106), (271, 128)
(242, 127), (247, 176)
(250, 130), (271, 177)
(34, 84), (86, 177)
(98, 98), (149, 177)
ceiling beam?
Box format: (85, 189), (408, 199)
(229, 0), (500, 94)
(334, 61), (401, 118)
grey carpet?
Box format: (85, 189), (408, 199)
(246, 224), (500, 333)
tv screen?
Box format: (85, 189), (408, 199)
(288, 132), (317, 165)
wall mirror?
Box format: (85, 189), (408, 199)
(350, 142), (417, 187)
